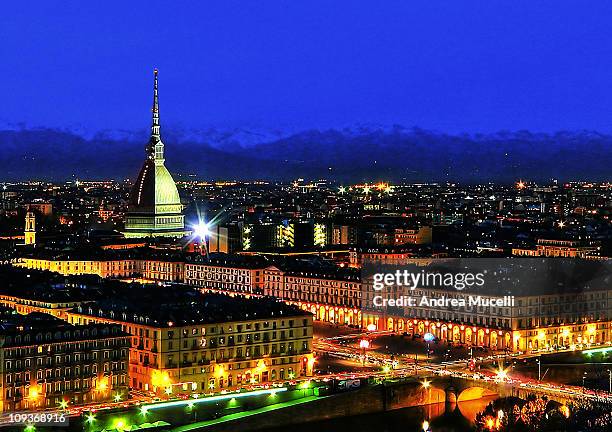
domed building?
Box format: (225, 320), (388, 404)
(123, 70), (189, 238)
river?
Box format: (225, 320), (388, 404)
(262, 397), (498, 432)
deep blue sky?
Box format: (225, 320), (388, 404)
(2, 1), (612, 134)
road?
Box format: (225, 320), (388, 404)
(313, 327), (612, 404)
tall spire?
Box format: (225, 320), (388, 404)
(148, 69), (164, 162)
(152, 69), (160, 138)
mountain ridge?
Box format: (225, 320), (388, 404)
(0, 126), (610, 182)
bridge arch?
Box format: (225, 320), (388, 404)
(420, 386), (446, 404)
(457, 386), (498, 402)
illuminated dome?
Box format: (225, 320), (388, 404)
(130, 160), (181, 210)
(123, 70), (189, 239)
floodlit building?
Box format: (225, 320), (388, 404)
(361, 260), (612, 352)
(24, 209), (36, 246)
(512, 238), (601, 258)
(0, 308), (129, 413)
(64, 288), (314, 394)
(123, 70), (188, 239)
(185, 254), (268, 294)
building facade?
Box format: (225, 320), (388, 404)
(14, 256), (184, 282)
(0, 311), (129, 413)
(264, 265), (362, 326)
(24, 210), (36, 246)
(512, 238), (601, 258)
(360, 271), (612, 353)
(64, 298), (314, 395)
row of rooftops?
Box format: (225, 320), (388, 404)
(0, 266), (310, 327)
(17, 246), (186, 263)
(71, 291), (310, 328)
(16, 247), (362, 281)
(0, 306), (129, 347)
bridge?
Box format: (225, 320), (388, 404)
(381, 374), (599, 408)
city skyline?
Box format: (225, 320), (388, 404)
(1, 3), (612, 432)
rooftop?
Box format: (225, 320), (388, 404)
(17, 245), (186, 262)
(72, 286), (310, 327)
(0, 307), (128, 347)
(0, 265), (110, 304)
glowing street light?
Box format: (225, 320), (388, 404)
(422, 420), (430, 431)
(559, 405), (570, 418)
(421, 379), (431, 389)
(194, 222), (210, 240)
(192, 218), (212, 257)
(424, 332), (435, 360)
(359, 338), (370, 366)
(28, 388), (39, 400)
(366, 323), (377, 332)
(85, 412), (96, 423)
(495, 367), (508, 381)
(96, 376), (109, 391)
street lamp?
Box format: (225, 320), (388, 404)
(359, 339), (370, 366)
(496, 367), (508, 382)
(424, 333), (435, 360)
(536, 357), (541, 381)
(608, 369), (611, 393)
(582, 372), (587, 387)
(422, 420), (430, 432)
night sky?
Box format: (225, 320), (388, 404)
(2, 1), (612, 134)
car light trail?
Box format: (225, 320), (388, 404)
(142, 387), (288, 411)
